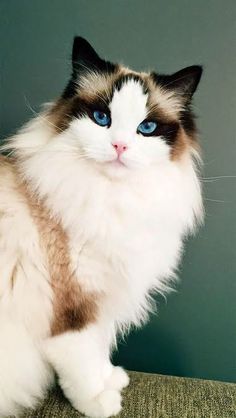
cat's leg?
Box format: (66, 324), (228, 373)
(101, 343), (130, 391)
(104, 364), (130, 391)
(0, 318), (54, 417)
(44, 324), (123, 418)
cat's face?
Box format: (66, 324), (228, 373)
(49, 37), (202, 177)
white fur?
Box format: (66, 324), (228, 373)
(0, 80), (203, 417)
(0, 157), (54, 416)
(0, 318), (54, 417)
(44, 325), (125, 418)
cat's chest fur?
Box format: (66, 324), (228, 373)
(62, 165), (191, 327)
(20, 152), (200, 329)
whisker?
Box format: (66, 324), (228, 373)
(23, 96), (67, 135)
(201, 175), (236, 180)
(204, 198), (227, 203)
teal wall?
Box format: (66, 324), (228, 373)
(1, 0), (235, 383)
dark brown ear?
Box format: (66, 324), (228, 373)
(72, 37), (102, 74)
(72, 36), (116, 76)
(62, 37), (116, 99)
(153, 65), (203, 104)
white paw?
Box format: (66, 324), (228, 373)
(105, 366), (130, 391)
(81, 389), (122, 418)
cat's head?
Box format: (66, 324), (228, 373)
(49, 37), (202, 177)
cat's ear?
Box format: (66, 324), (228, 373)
(154, 65), (203, 104)
(72, 36), (102, 75)
(63, 37), (116, 99)
(71, 36), (116, 78)
(72, 36), (117, 78)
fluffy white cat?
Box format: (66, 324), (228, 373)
(0, 37), (203, 417)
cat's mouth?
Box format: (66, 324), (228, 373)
(110, 157), (126, 167)
(102, 156), (128, 174)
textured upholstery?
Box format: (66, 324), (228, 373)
(23, 371), (236, 417)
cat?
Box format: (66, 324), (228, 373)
(0, 37), (203, 418)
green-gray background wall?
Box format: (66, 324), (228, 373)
(1, 0), (235, 383)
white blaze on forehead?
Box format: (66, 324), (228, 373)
(109, 80), (148, 137)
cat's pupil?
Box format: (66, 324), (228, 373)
(97, 112), (105, 120)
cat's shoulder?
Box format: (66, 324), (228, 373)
(0, 154), (16, 178)
(0, 155), (21, 193)
(0, 155), (27, 212)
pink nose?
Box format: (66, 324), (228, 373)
(112, 142), (128, 156)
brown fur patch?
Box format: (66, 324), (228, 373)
(49, 98), (75, 133)
(170, 127), (188, 160)
(9, 163), (98, 336)
(146, 76), (183, 119)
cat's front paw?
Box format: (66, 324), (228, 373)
(105, 366), (130, 391)
(81, 389), (122, 418)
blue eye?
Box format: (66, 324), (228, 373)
(137, 120), (157, 135)
(93, 110), (110, 127)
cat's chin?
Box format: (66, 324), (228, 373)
(95, 158), (130, 179)
(106, 161), (128, 178)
